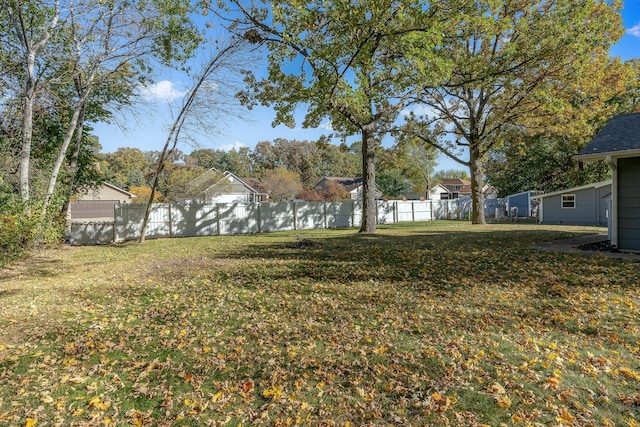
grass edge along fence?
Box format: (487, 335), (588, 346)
(69, 198), (506, 245)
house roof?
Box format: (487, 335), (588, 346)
(576, 113), (640, 161)
(239, 177), (267, 194)
(440, 178), (470, 185)
(315, 177), (363, 192)
(101, 182), (137, 198)
(530, 180), (612, 200)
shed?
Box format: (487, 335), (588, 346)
(531, 181), (611, 226)
(506, 190), (542, 218)
(575, 112), (640, 250)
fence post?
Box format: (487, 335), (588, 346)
(293, 202), (297, 230)
(168, 204), (173, 238)
(216, 204), (221, 235)
(394, 201), (398, 223)
(351, 201), (355, 227)
(323, 203), (328, 229)
(113, 203), (119, 242)
(257, 203), (262, 233)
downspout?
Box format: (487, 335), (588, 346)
(606, 156), (618, 247)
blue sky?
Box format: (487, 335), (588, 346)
(93, 2), (640, 172)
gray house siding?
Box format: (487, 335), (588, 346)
(507, 192), (532, 217)
(539, 186), (610, 226)
(618, 157), (640, 250)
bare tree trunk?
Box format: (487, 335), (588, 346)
(61, 102), (87, 222)
(470, 146), (486, 224)
(139, 38), (246, 243)
(41, 88), (92, 218)
(359, 122), (377, 233)
(19, 72), (36, 202)
(7, 0), (60, 203)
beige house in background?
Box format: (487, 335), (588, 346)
(77, 182), (137, 204)
(69, 182), (136, 222)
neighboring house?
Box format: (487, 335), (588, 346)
(576, 112), (640, 250)
(314, 177), (382, 200)
(531, 180), (611, 227)
(69, 182), (137, 221)
(506, 190), (543, 218)
(406, 183), (451, 200)
(194, 168), (268, 203)
(438, 178), (498, 200)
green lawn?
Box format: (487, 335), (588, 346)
(1, 221), (639, 426)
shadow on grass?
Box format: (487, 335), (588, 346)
(198, 228), (619, 292)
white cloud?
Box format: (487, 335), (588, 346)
(627, 23), (640, 37)
(218, 140), (247, 151)
(139, 80), (186, 102)
(320, 120), (333, 130)
(401, 104), (438, 118)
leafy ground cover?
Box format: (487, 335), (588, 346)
(0, 221), (639, 426)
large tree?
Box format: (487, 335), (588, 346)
(1, 0), (60, 202)
(225, 0), (451, 233)
(1, 0), (201, 213)
(399, 0), (627, 224)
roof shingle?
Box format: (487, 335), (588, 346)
(577, 113), (640, 159)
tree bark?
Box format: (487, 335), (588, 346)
(41, 87), (92, 218)
(359, 123), (377, 233)
(469, 146), (486, 224)
(60, 101), (87, 222)
(19, 69), (36, 202)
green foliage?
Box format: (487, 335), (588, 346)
(485, 132), (611, 197)
(251, 138), (360, 188)
(399, 0), (627, 224)
(377, 168), (411, 199)
(260, 167), (303, 201)
(229, 0), (452, 232)
(0, 198), (63, 266)
(432, 169), (470, 182)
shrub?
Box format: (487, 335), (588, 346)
(0, 205), (64, 267)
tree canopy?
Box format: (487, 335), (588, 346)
(225, 0), (452, 232)
(398, 0), (629, 224)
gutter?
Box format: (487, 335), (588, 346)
(606, 155), (618, 248)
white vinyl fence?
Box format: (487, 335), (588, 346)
(69, 198), (505, 245)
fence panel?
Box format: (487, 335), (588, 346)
(352, 202), (363, 227)
(325, 201), (354, 228)
(259, 202), (295, 233)
(295, 202), (326, 230)
(485, 198), (506, 218)
(171, 204), (218, 237)
(396, 201), (415, 223)
(218, 203), (259, 235)
(413, 201), (432, 221)
(69, 222), (114, 245)
(377, 201), (395, 224)
(76, 198), (505, 245)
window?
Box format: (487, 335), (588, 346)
(561, 194), (575, 209)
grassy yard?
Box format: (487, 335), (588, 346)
(0, 221), (639, 426)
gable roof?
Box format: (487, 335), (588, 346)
(576, 113), (640, 161)
(209, 171), (262, 194)
(315, 177), (363, 192)
(239, 177), (266, 194)
(530, 180), (612, 200)
(440, 178), (470, 186)
(101, 182), (137, 198)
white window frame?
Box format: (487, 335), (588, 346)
(561, 194), (576, 209)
